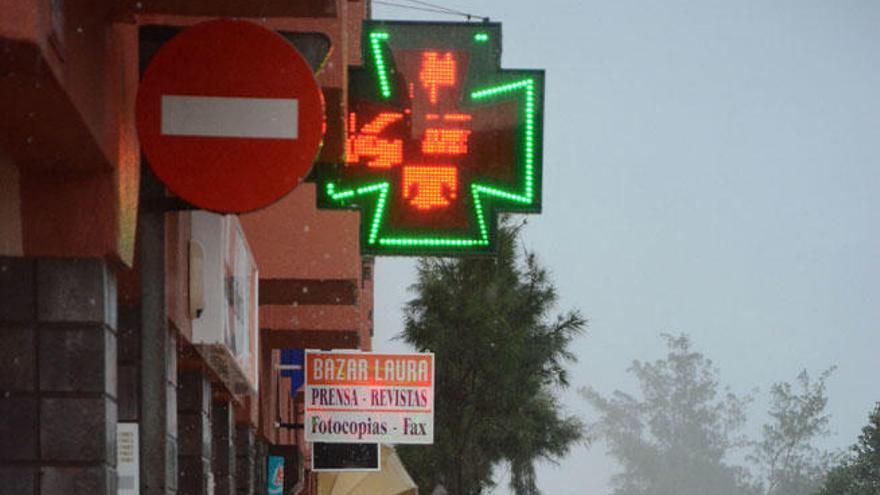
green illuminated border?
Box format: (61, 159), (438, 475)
(314, 21), (544, 256)
(369, 31), (392, 99)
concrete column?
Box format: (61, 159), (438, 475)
(235, 425), (256, 495)
(140, 163), (177, 495)
(0, 256), (117, 495)
(177, 370), (212, 495)
(212, 399), (236, 495)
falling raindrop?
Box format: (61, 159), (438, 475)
(303, 225), (310, 233)
(76, 26), (84, 34)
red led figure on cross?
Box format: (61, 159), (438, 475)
(420, 51), (456, 104)
(346, 50), (472, 211)
(346, 112), (403, 169)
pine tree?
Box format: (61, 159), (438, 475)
(397, 220), (587, 495)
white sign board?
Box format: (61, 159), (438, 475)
(190, 212), (259, 396)
(117, 422), (139, 495)
(304, 351), (434, 444)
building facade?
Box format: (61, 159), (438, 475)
(0, 1), (374, 494)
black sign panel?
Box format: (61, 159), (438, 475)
(312, 442), (380, 471)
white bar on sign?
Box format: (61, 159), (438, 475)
(161, 95), (298, 139)
(276, 365), (302, 371)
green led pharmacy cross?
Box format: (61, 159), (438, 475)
(313, 21), (545, 256)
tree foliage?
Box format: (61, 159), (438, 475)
(580, 334), (755, 495)
(816, 402), (880, 495)
(749, 368), (837, 495)
(396, 220), (587, 495)
(581, 333), (844, 495)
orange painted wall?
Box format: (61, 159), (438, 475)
(241, 184), (362, 281)
(0, 2), (139, 264)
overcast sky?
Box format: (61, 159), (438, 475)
(370, 1), (880, 493)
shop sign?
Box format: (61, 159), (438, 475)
(280, 349), (305, 396)
(304, 351), (434, 444)
(267, 455), (284, 495)
(313, 21), (545, 256)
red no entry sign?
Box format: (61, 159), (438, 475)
(136, 19), (324, 213)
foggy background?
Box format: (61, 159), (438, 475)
(369, 1), (880, 493)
